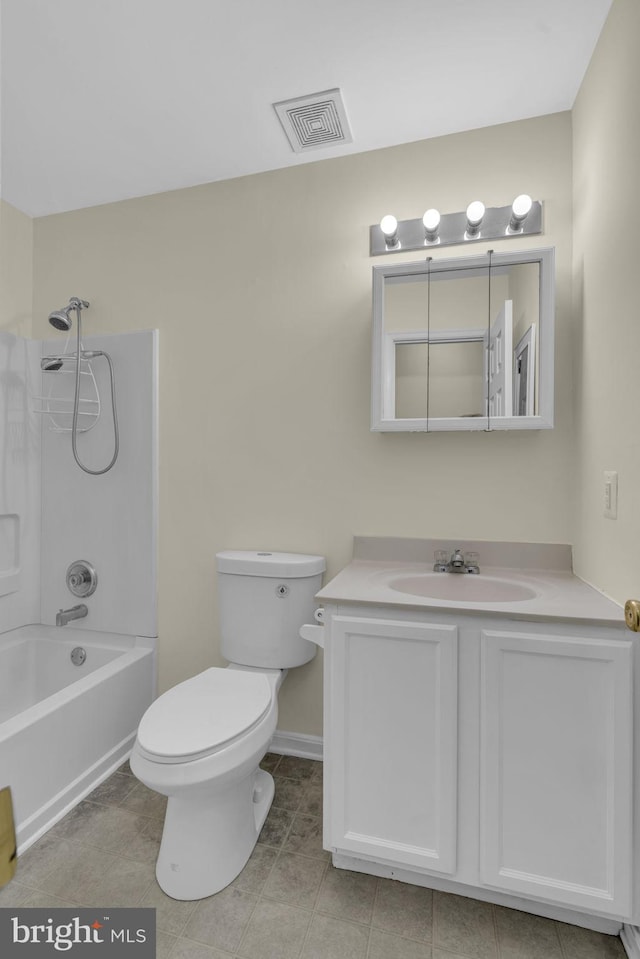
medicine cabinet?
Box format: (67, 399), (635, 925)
(371, 247), (555, 432)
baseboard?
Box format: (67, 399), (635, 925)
(270, 729), (323, 761)
(621, 925), (640, 958)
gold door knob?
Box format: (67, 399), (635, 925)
(624, 599), (640, 632)
(0, 786), (17, 887)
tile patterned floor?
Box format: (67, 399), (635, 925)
(1, 754), (627, 959)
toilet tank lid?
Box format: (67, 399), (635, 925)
(216, 550), (326, 578)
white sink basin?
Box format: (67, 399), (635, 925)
(388, 573), (537, 603)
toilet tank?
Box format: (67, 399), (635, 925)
(216, 551), (326, 668)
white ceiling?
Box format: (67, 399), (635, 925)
(1, 0), (612, 218)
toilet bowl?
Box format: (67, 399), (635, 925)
(131, 665), (283, 900)
(130, 550), (325, 901)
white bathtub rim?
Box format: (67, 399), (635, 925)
(0, 648), (152, 741)
(1, 622), (156, 647)
(0, 642), (154, 742)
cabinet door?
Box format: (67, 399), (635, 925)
(327, 615), (458, 873)
(480, 629), (633, 916)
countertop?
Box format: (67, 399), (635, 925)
(315, 538), (625, 626)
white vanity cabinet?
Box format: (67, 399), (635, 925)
(479, 627), (633, 917)
(322, 605), (635, 922)
(326, 615), (458, 874)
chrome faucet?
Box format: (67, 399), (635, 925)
(56, 604), (88, 627)
(433, 548), (480, 575)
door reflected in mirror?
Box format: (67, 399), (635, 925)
(372, 248), (554, 431)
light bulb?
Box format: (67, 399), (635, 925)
(512, 194), (532, 218)
(422, 208), (441, 240)
(466, 200), (485, 226)
(380, 214), (399, 247)
(380, 214), (398, 237)
(509, 193), (533, 232)
(465, 200), (485, 238)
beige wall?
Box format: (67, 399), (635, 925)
(31, 112), (573, 736)
(0, 199), (33, 333)
(572, 0), (640, 603)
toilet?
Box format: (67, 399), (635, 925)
(129, 550), (325, 901)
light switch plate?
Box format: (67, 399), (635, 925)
(604, 470), (618, 519)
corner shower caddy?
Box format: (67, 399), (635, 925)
(35, 352), (101, 433)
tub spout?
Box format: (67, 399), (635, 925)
(56, 604), (88, 627)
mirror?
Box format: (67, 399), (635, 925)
(371, 247), (554, 431)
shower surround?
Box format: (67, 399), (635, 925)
(0, 325), (158, 849)
(39, 328), (158, 634)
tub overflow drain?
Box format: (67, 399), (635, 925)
(71, 647), (87, 667)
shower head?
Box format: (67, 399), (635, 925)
(48, 308), (73, 331)
(41, 356), (64, 371)
(48, 297), (90, 331)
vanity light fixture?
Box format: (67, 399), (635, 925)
(465, 200), (485, 238)
(370, 195), (543, 256)
(379, 214), (400, 249)
(423, 208), (441, 243)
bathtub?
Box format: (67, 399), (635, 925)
(0, 624), (155, 852)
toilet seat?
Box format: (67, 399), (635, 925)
(137, 667), (272, 763)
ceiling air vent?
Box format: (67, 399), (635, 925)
(273, 88), (353, 153)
